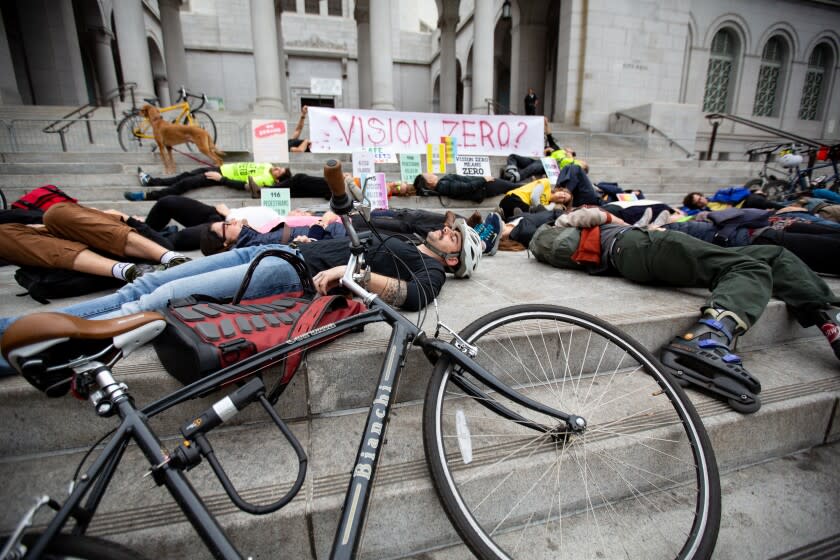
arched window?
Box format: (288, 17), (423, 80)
(799, 43), (831, 120)
(703, 29), (737, 113)
(753, 37), (785, 117)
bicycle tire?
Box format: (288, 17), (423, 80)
(763, 179), (791, 202)
(117, 114), (148, 152)
(15, 532), (148, 559)
(187, 110), (217, 144)
(423, 304), (721, 559)
(743, 178), (764, 191)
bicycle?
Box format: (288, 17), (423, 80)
(0, 161), (721, 559)
(117, 87), (217, 153)
(745, 143), (840, 202)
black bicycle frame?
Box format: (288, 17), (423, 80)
(26, 292), (572, 560)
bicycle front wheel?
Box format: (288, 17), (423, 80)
(188, 110), (217, 143)
(117, 114), (148, 152)
(763, 179), (790, 202)
(423, 304), (721, 559)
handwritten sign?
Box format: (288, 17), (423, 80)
(365, 146), (398, 163)
(260, 188), (291, 216)
(352, 152), (375, 179)
(359, 172), (389, 210)
(455, 155), (491, 176)
(541, 157), (560, 185)
(309, 107), (544, 156)
(252, 120), (289, 163)
(426, 143), (446, 173)
(441, 136), (458, 161)
(400, 153), (422, 183)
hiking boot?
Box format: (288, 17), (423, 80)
(137, 167), (152, 186)
(246, 176), (261, 199)
(124, 263), (158, 283)
(124, 191), (145, 201)
(164, 256), (192, 269)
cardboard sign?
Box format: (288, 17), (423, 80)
(260, 188), (291, 216)
(541, 157), (560, 185)
(352, 152), (375, 179)
(359, 172), (389, 210)
(252, 120), (289, 163)
(365, 146), (398, 163)
(308, 107), (544, 156)
(455, 155), (491, 176)
(400, 153), (422, 183)
(426, 143), (446, 173)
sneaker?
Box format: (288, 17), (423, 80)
(815, 308), (840, 361)
(649, 209), (671, 229)
(633, 207), (653, 227)
(123, 263), (158, 283)
(124, 191), (145, 201)
(137, 167), (151, 186)
(246, 176), (260, 199)
(164, 256), (192, 269)
(504, 166), (520, 182)
(484, 212), (503, 256)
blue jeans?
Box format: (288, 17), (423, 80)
(0, 245), (304, 374)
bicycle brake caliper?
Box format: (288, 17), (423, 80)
(435, 322), (478, 358)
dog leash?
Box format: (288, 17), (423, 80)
(170, 145), (215, 167)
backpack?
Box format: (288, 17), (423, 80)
(11, 185), (77, 212)
(14, 266), (123, 304)
(709, 187), (750, 205)
(528, 224), (584, 270)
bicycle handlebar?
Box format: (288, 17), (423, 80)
(324, 160), (353, 215)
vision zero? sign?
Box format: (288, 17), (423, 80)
(455, 155), (491, 176)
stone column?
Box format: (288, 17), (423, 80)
(355, 2), (372, 109)
(462, 75), (472, 114)
(0, 9), (22, 104)
(159, 0), (189, 102)
(438, 6), (459, 113)
(250, 0), (286, 113)
(471, 0), (493, 113)
(368, 0), (394, 110)
(113, 0), (155, 99)
(275, 9), (289, 109)
(91, 28), (118, 103)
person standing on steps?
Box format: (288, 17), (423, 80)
(524, 87), (539, 115)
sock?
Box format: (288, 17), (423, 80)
(159, 251), (185, 265)
(112, 262), (133, 280)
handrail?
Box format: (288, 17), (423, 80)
(484, 98), (515, 115)
(40, 82), (137, 152)
(704, 113), (824, 162)
(613, 112), (694, 159)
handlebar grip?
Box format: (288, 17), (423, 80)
(324, 160), (346, 198)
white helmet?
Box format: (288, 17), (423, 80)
(452, 218), (482, 278)
(778, 152), (803, 168)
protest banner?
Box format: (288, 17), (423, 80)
(252, 120), (289, 163)
(455, 155), (491, 176)
(308, 107), (543, 156)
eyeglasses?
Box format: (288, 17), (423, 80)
(220, 221), (228, 240)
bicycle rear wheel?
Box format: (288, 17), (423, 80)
(117, 114), (149, 152)
(763, 179), (791, 202)
(15, 532), (148, 559)
(187, 110), (217, 144)
(423, 304), (721, 559)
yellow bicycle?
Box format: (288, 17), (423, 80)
(117, 87), (217, 152)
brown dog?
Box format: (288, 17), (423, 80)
(140, 104), (224, 173)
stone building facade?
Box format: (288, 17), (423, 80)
(1, 0), (838, 153)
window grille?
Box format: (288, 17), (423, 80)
(305, 0), (319, 14)
(799, 44), (829, 120)
(328, 0), (342, 16)
(753, 37), (783, 117)
(703, 29), (736, 113)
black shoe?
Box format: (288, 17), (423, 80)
(124, 263), (158, 283)
(814, 308), (840, 361)
(164, 256), (192, 269)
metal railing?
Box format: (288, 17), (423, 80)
(613, 112), (694, 158)
(704, 113), (825, 164)
(484, 98), (515, 115)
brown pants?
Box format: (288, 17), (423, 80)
(0, 203), (133, 270)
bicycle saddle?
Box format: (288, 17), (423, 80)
(2, 312), (165, 396)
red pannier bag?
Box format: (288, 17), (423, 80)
(11, 185), (77, 211)
(152, 249), (366, 390)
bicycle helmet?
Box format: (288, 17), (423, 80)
(778, 152), (803, 168)
(452, 218), (482, 278)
